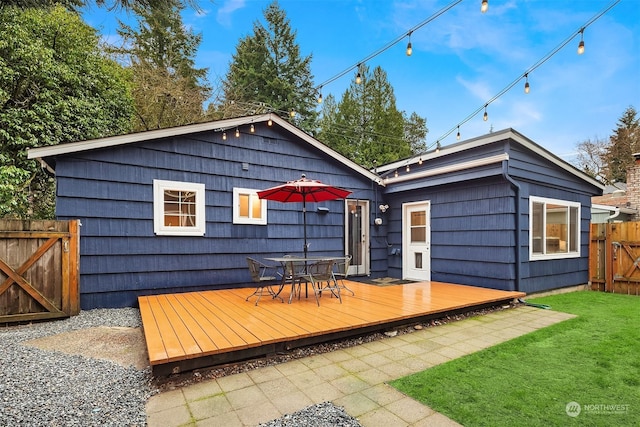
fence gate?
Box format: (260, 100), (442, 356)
(590, 222), (640, 295)
(0, 220), (80, 323)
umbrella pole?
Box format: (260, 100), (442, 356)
(303, 198), (308, 259)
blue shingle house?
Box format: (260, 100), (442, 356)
(28, 114), (603, 308)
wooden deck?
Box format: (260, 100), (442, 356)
(139, 281), (525, 375)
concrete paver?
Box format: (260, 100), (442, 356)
(146, 306), (575, 427)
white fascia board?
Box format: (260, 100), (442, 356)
(272, 117), (383, 186)
(383, 153), (509, 185)
(26, 114), (274, 159)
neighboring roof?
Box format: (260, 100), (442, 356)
(377, 128), (604, 191)
(27, 113), (383, 186)
(591, 203), (636, 216)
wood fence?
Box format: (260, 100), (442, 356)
(0, 219), (80, 323)
(590, 221), (640, 295)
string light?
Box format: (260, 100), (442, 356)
(456, 126), (460, 140)
(235, 128), (240, 137)
(250, 124), (255, 133)
(483, 105), (488, 121)
(316, 0), (462, 93)
(222, 131), (226, 140)
(406, 164), (410, 172)
(481, 0), (488, 13)
(577, 28), (585, 54)
(318, 87), (323, 104)
(406, 32), (413, 56)
(290, 110), (296, 118)
(435, 141), (441, 153)
(355, 64), (362, 84)
(524, 74), (530, 94)
(268, 118), (273, 126)
(418, 157), (423, 165)
(394, 170), (399, 178)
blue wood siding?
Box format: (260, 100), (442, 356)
(54, 125), (378, 308)
(385, 178), (518, 290)
(382, 134), (601, 294)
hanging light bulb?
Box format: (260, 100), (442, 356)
(577, 29), (585, 55)
(267, 118), (273, 126)
(250, 124), (255, 133)
(222, 131), (227, 140)
(356, 71), (362, 84)
(394, 170), (398, 178)
(418, 157), (423, 165)
(524, 74), (530, 94)
(481, 0), (488, 13)
(235, 128), (240, 137)
(483, 105), (488, 121)
(406, 32), (413, 56)
(318, 92), (323, 104)
(435, 141), (441, 153)
(406, 164), (410, 173)
(456, 126), (461, 140)
(290, 110), (296, 118)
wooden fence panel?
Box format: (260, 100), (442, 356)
(590, 221), (640, 295)
(0, 220), (80, 323)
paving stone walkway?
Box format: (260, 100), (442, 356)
(146, 305), (575, 426)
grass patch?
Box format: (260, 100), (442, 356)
(390, 291), (640, 426)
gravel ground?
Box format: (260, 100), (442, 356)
(0, 308), (156, 427)
(0, 302), (517, 426)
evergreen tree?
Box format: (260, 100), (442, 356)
(220, 0), (318, 132)
(0, 5), (134, 218)
(604, 106), (640, 183)
(318, 64), (427, 168)
(113, 0), (211, 130)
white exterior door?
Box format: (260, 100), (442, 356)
(403, 201), (431, 281)
(345, 200), (369, 276)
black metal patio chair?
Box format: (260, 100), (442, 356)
(333, 254), (355, 296)
(245, 257), (283, 305)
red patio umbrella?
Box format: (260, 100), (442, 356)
(258, 174), (352, 258)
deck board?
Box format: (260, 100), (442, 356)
(140, 281), (525, 374)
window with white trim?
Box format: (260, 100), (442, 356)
(233, 188), (267, 225)
(153, 180), (206, 236)
(530, 196), (580, 259)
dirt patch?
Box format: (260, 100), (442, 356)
(24, 326), (149, 370)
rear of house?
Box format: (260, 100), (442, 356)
(29, 118), (602, 308)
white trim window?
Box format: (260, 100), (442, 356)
(153, 179), (206, 236)
(530, 196), (580, 259)
(233, 188), (267, 225)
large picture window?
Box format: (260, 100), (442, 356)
(153, 180), (206, 236)
(233, 188), (267, 225)
(530, 196), (580, 259)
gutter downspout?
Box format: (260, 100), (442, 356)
(606, 207), (621, 222)
(502, 159), (522, 292)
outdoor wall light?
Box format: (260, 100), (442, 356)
(374, 217), (383, 226)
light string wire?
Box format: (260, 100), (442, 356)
(426, 0), (621, 151)
(315, 0), (463, 91)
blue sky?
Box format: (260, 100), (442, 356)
(83, 0), (640, 163)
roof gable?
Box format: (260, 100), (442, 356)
(378, 128), (604, 191)
(27, 113), (382, 185)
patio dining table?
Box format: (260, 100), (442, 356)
(265, 256), (344, 304)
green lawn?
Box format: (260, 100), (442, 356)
(390, 291), (640, 426)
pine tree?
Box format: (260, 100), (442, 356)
(604, 106), (640, 183)
(318, 64), (427, 168)
(220, 1), (318, 132)
(113, 0), (211, 130)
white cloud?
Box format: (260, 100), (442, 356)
(216, 0), (246, 28)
